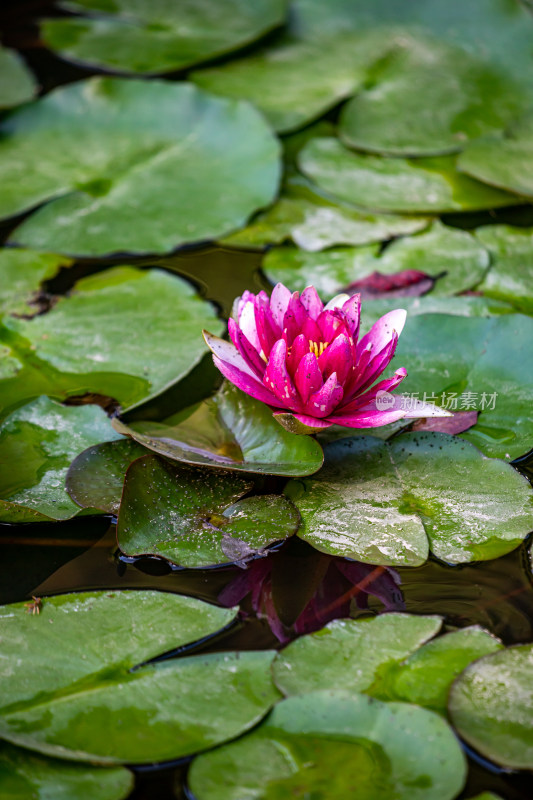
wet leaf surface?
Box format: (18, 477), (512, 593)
(0, 248), (73, 317)
(285, 434), (533, 566)
(113, 381), (323, 477)
(42, 0), (286, 75)
(1, 78), (281, 256)
(475, 225), (533, 314)
(0, 46), (37, 110)
(0, 396), (121, 523)
(117, 455), (301, 568)
(189, 690), (467, 800)
(449, 644), (533, 769)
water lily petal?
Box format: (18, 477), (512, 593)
(274, 412), (333, 432)
(283, 292), (308, 342)
(357, 308), (407, 356)
(341, 293), (361, 341)
(203, 330), (258, 380)
(212, 355), (280, 407)
(255, 297), (280, 357)
(302, 316), (323, 345)
(300, 286), (323, 320)
(286, 333), (308, 376)
(236, 296), (261, 353)
(324, 293), (350, 311)
(270, 283), (292, 329)
(349, 333), (399, 398)
(316, 310), (349, 344)
(263, 339), (300, 407)
(294, 352), (323, 404)
(338, 368), (407, 415)
(318, 333), (353, 384)
(228, 317), (266, 378)
(305, 371), (344, 418)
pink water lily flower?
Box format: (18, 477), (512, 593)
(203, 283), (450, 433)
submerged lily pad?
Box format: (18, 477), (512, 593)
(394, 312), (533, 459)
(113, 381), (323, 477)
(339, 36), (528, 156)
(42, 0), (286, 75)
(475, 225), (533, 313)
(263, 222), (489, 299)
(0, 591), (280, 764)
(458, 114), (533, 201)
(0, 46), (37, 109)
(1, 77), (280, 256)
(117, 455), (301, 567)
(298, 137), (517, 213)
(285, 434), (533, 566)
(189, 690), (467, 800)
(449, 644), (533, 769)
(0, 267), (223, 415)
(66, 439), (147, 514)
(0, 742), (133, 800)
(0, 396), (121, 523)
(222, 183), (429, 251)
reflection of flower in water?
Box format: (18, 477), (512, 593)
(218, 553), (404, 644)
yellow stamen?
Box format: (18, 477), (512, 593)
(309, 340), (329, 358)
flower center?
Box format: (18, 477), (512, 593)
(309, 340), (329, 358)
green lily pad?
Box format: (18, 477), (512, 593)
(360, 296), (515, 323)
(458, 113), (533, 201)
(113, 381), (323, 477)
(339, 36), (528, 156)
(475, 225), (533, 313)
(117, 455), (301, 567)
(367, 626), (502, 715)
(0, 46), (37, 109)
(192, 31), (391, 134)
(263, 222), (489, 299)
(188, 690), (467, 800)
(221, 182), (429, 251)
(0, 266), (223, 416)
(0, 591), (280, 764)
(0, 742), (133, 800)
(42, 0), (286, 75)
(394, 313), (533, 459)
(66, 439), (147, 514)
(449, 644), (533, 769)
(0, 248), (72, 317)
(1, 77), (280, 256)
(0, 396), (121, 523)
(285, 433), (533, 566)
(298, 137), (517, 213)
(273, 613), (442, 696)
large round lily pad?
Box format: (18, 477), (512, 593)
(285, 434), (533, 566)
(0, 742), (133, 800)
(0, 395), (121, 523)
(117, 455), (301, 567)
(0, 248), (72, 317)
(263, 221), (489, 299)
(475, 225), (533, 313)
(188, 690), (467, 800)
(0, 46), (37, 110)
(449, 644), (533, 769)
(339, 36), (528, 156)
(0, 591), (280, 764)
(0, 266), (223, 415)
(113, 381), (323, 477)
(1, 77), (281, 256)
(41, 0), (286, 75)
(298, 137), (517, 213)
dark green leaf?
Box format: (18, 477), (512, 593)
(0, 46), (37, 109)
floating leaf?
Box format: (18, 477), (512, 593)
(0, 46), (37, 109)
(393, 313), (533, 459)
(273, 613), (442, 696)
(41, 0), (286, 75)
(449, 644), (533, 769)
(458, 113), (533, 201)
(66, 439), (147, 514)
(0, 741), (133, 800)
(359, 296), (515, 326)
(189, 690), (467, 800)
(263, 222), (489, 299)
(0, 267), (223, 415)
(0, 591), (281, 764)
(1, 78), (280, 256)
(410, 410), (479, 436)
(298, 137), (516, 213)
(285, 434), (533, 566)
(475, 225), (533, 313)
(0, 248), (72, 317)
(113, 382), (323, 477)
(339, 36), (528, 156)
(0, 396), (121, 523)
(221, 182), (429, 251)
(117, 455), (301, 567)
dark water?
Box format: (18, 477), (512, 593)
(2, 3), (533, 798)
